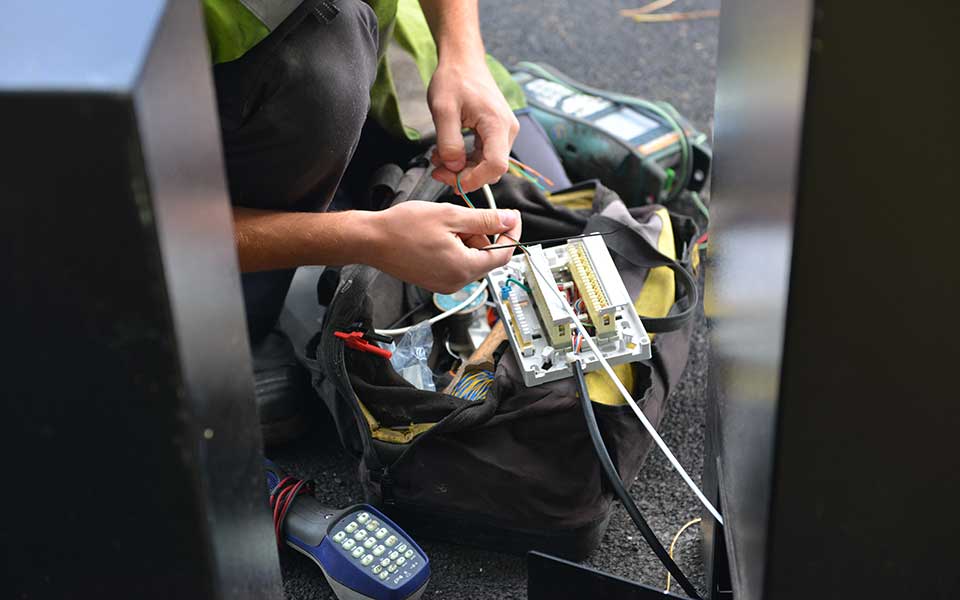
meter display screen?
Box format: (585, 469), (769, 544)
(593, 107), (661, 142)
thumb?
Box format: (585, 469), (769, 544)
(446, 207), (518, 235)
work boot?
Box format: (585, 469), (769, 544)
(252, 329), (311, 446)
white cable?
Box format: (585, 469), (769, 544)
(524, 239), (724, 525)
(375, 185), (496, 338)
(374, 279), (488, 337)
(482, 183), (497, 210)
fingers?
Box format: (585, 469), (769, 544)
(459, 233), (494, 250)
(444, 206), (519, 235)
(458, 114), (518, 192)
(431, 99), (467, 174)
(460, 210), (523, 275)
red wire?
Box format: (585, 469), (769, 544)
(272, 486), (292, 541)
(270, 476), (312, 545)
(696, 232), (709, 246)
(271, 476), (295, 505)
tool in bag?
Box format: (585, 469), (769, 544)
(265, 460), (431, 600)
(298, 155), (706, 559)
(512, 62), (711, 210)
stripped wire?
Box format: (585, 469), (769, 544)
(505, 276), (531, 294)
(509, 157), (555, 187)
(509, 163), (547, 191)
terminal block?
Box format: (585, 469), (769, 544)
(525, 244), (574, 348)
(504, 285), (536, 357)
(487, 234), (651, 387)
(568, 235), (632, 339)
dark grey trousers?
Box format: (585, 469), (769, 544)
(213, 0), (379, 343)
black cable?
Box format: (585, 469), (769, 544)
(479, 228), (625, 251)
(386, 300), (430, 330)
(572, 360), (702, 599)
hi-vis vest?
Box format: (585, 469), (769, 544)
(202, 0), (525, 141)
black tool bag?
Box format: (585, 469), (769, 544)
(302, 164), (703, 560)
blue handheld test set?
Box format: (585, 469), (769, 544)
(265, 461), (430, 600)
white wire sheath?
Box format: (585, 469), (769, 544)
(482, 183), (497, 210)
(374, 185), (498, 338)
(524, 245), (724, 525)
(374, 279), (488, 337)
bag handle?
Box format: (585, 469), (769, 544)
(584, 214), (699, 334)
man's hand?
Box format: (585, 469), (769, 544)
(427, 58), (520, 193)
(419, 0), (519, 194)
(364, 201), (521, 293)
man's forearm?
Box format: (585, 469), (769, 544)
(419, 0), (485, 64)
(233, 208), (380, 272)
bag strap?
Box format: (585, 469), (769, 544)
(584, 214), (699, 334)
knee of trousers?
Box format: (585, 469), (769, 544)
(276, 0), (380, 150)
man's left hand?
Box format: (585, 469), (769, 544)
(427, 57), (519, 193)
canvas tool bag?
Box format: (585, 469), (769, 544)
(301, 164), (704, 559)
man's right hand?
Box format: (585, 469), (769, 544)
(361, 201), (521, 294)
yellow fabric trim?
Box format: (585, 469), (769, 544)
(585, 207), (677, 405)
(548, 189), (595, 210)
(633, 207), (678, 324)
(371, 422), (437, 444)
(356, 395), (437, 443)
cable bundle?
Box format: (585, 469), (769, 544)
(269, 476), (313, 545)
(450, 369), (495, 401)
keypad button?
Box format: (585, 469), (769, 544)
(404, 549), (414, 559)
(388, 551), (399, 560)
(375, 528), (388, 539)
(385, 535), (398, 547)
(366, 520), (379, 531)
(344, 522), (358, 533)
(380, 558), (391, 568)
(353, 530), (367, 541)
(372, 545), (386, 557)
(373, 565), (383, 574)
(363, 537), (376, 549)
(342, 539), (356, 550)
(361, 554), (374, 566)
(387, 564), (398, 573)
(357, 512), (370, 524)
(396, 543), (408, 553)
(351, 547), (364, 559)
(396, 557), (406, 566)
(378, 571), (389, 580)
(332, 531), (346, 543)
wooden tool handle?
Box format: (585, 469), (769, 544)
(443, 321), (507, 394)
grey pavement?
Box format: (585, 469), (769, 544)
(273, 1), (720, 597)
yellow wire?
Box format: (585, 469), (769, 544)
(620, 0), (677, 16)
(665, 517), (702, 593)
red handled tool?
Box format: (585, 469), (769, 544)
(334, 330), (393, 359)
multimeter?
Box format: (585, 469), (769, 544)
(265, 461), (431, 600)
(512, 62), (711, 207)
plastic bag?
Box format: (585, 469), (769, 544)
(388, 323), (435, 392)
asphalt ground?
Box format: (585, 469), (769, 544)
(273, 1), (720, 597)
